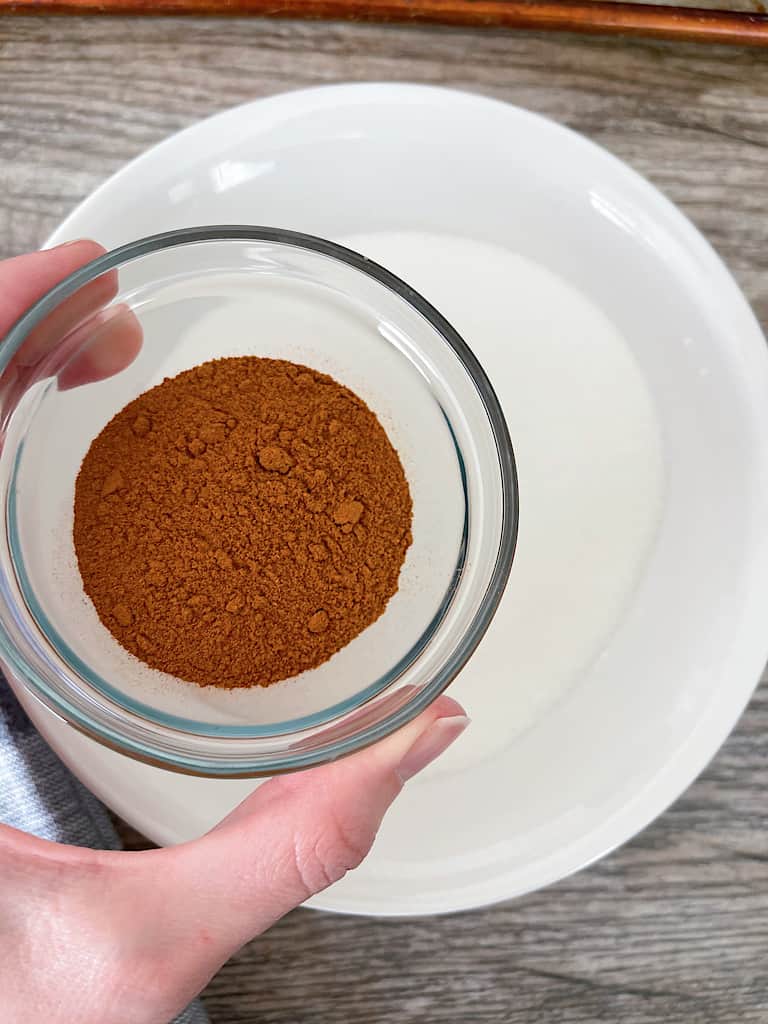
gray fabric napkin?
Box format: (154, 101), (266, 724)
(0, 681), (210, 1024)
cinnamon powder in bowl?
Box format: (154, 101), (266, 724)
(73, 356), (413, 690)
(0, 227), (515, 776)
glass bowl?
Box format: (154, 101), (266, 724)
(0, 227), (518, 777)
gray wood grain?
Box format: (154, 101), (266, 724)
(589, 0), (766, 10)
(2, 17), (768, 1023)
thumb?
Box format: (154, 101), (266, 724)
(145, 696), (467, 1001)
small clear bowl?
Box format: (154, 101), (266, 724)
(0, 227), (517, 777)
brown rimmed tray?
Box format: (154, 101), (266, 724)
(2, 0), (767, 48)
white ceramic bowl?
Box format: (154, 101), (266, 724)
(13, 84), (768, 916)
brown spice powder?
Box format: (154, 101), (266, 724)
(73, 356), (413, 688)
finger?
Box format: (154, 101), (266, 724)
(142, 696), (468, 1007)
(0, 240), (142, 397)
(0, 240), (110, 340)
(56, 304), (143, 390)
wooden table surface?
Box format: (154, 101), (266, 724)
(2, 16), (768, 1023)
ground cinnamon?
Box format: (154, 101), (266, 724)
(73, 356), (412, 688)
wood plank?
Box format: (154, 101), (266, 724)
(2, 17), (768, 1022)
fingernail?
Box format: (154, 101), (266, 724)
(44, 239), (89, 251)
(396, 714), (470, 783)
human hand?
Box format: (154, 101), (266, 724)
(0, 242), (469, 1024)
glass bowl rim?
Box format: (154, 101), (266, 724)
(0, 225), (519, 774)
